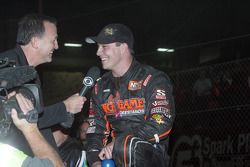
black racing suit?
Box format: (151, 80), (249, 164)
(0, 45), (68, 155)
(86, 59), (175, 167)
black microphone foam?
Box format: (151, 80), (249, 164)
(0, 66), (37, 89)
(79, 66), (100, 96)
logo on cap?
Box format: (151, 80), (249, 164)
(104, 27), (117, 36)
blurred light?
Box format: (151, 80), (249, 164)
(157, 48), (168, 52)
(166, 49), (175, 52)
(64, 43), (82, 47)
(157, 48), (175, 53)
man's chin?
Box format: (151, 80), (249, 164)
(102, 65), (111, 70)
(101, 64), (107, 70)
(47, 58), (52, 63)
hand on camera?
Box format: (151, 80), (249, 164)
(11, 93), (37, 132)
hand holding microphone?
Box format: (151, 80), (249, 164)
(64, 66), (100, 112)
(61, 66), (100, 128)
(63, 93), (87, 114)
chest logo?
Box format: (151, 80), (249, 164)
(102, 98), (145, 114)
(128, 80), (143, 90)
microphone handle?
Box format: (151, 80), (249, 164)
(79, 86), (89, 96)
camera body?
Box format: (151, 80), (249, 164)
(0, 58), (41, 137)
(0, 84), (40, 121)
(0, 84), (41, 137)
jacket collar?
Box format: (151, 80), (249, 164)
(111, 58), (139, 82)
(14, 45), (29, 66)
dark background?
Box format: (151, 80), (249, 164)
(1, 1), (250, 166)
(1, 0), (250, 73)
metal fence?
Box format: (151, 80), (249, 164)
(169, 58), (250, 167)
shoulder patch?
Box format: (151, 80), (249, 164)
(143, 74), (152, 86)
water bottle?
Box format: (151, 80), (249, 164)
(101, 159), (115, 167)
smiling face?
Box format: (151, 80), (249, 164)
(36, 21), (58, 65)
(96, 42), (133, 77)
(96, 43), (123, 71)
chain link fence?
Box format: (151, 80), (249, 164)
(169, 58), (250, 167)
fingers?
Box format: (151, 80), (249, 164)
(83, 96), (87, 102)
(11, 108), (18, 122)
(15, 93), (34, 114)
(11, 108), (25, 128)
(64, 94), (87, 114)
(8, 91), (16, 98)
(105, 147), (113, 159)
(98, 145), (113, 160)
(98, 149), (106, 160)
(74, 93), (87, 103)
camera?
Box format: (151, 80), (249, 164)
(0, 58), (41, 137)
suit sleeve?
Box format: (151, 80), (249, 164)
(133, 72), (175, 143)
(22, 157), (54, 167)
(37, 102), (68, 129)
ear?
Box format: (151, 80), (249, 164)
(30, 37), (39, 49)
(120, 43), (129, 54)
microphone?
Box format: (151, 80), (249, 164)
(60, 66), (100, 128)
(0, 66), (37, 89)
(79, 66), (101, 96)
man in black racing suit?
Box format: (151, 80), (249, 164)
(85, 23), (175, 167)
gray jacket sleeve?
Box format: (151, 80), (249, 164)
(22, 157), (54, 167)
